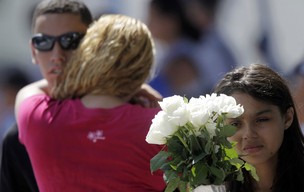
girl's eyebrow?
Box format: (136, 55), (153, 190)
(227, 109), (273, 121)
(226, 108), (273, 122)
(255, 109), (273, 116)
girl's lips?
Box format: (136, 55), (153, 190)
(243, 145), (263, 154)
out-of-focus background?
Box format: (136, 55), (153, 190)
(1, 0), (304, 143)
(1, 0), (304, 76)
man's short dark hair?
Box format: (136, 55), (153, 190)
(31, 0), (93, 30)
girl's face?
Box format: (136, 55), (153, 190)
(226, 93), (293, 166)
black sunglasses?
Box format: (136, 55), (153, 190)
(31, 32), (85, 51)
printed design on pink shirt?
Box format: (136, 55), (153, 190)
(87, 130), (106, 142)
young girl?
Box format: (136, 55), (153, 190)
(214, 64), (304, 191)
(15, 14), (165, 191)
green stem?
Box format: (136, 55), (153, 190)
(184, 123), (203, 151)
(175, 131), (191, 153)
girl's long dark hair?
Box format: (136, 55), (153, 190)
(213, 64), (304, 192)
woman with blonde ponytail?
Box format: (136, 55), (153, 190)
(52, 14), (156, 101)
(15, 14), (165, 191)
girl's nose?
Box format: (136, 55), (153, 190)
(242, 123), (258, 139)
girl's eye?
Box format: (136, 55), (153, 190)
(256, 118), (269, 123)
(230, 121), (241, 127)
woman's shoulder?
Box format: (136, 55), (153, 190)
(125, 103), (160, 113)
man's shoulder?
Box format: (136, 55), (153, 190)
(2, 124), (19, 146)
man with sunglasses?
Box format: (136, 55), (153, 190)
(0, 1), (93, 191)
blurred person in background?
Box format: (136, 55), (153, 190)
(147, 0), (236, 98)
(147, 0), (203, 98)
(184, 0), (237, 94)
(288, 61), (304, 131)
(0, 65), (31, 145)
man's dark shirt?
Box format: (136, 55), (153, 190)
(0, 124), (38, 192)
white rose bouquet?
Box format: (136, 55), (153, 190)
(146, 94), (258, 192)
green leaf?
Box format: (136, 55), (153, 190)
(211, 151), (219, 166)
(178, 181), (188, 192)
(217, 115), (224, 124)
(191, 162), (209, 186)
(220, 139), (233, 149)
(150, 151), (170, 172)
(202, 128), (211, 141)
(165, 177), (180, 192)
(236, 170), (244, 181)
(219, 125), (237, 137)
(167, 136), (184, 155)
(210, 167), (225, 184)
(169, 158), (186, 172)
(192, 151), (207, 164)
(229, 158), (245, 169)
(164, 170), (179, 183)
(244, 163), (259, 181)
(205, 140), (212, 154)
(224, 145), (238, 159)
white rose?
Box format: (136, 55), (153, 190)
(167, 104), (189, 126)
(222, 104), (244, 118)
(159, 95), (186, 114)
(159, 95), (189, 126)
(201, 94), (221, 114)
(216, 94), (244, 118)
(205, 122), (217, 138)
(146, 111), (179, 145)
(188, 97), (209, 129)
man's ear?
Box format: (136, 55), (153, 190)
(284, 107), (294, 130)
(30, 40), (38, 65)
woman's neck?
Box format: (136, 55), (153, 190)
(81, 94), (127, 109)
(254, 156), (278, 191)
